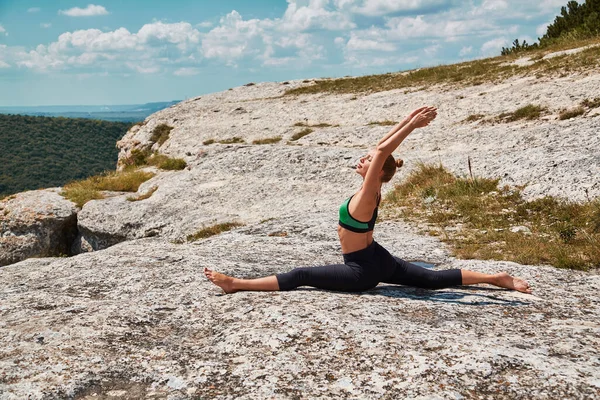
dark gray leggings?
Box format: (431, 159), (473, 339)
(276, 241), (462, 292)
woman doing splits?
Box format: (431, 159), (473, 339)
(204, 106), (532, 295)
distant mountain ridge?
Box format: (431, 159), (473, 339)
(0, 101), (181, 122)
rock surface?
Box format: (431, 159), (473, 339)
(1, 57), (600, 398)
(74, 72), (600, 250)
(0, 189), (77, 267)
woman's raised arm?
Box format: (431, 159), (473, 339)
(376, 107), (437, 155)
(376, 106), (430, 147)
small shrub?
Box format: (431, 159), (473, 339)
(187, 222), (244, 242)
(203, 139), (215, 145)
(218, 137), (245, 144)
(559, 106), (585, 120)
(127, 186), (158, 202)
(291, 128), (314, 141)
(150, 124), (174, 146)
(581, 97), (600, 109)
(368, 120), (397, 126)
(253, 136), (282, 145)
(62, 170), (155, 207)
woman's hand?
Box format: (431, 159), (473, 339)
(407, 106), (430, 120)
(410, 107), (437, 128)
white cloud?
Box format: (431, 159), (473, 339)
(201, 11), (270, 65)
(335, 0), (454, 17)
(174, 67), (200, 76)
(0, 60), (9, 68)
(536, 21), (551, 36)
(424, 43), (441, 56)
(346, 33), (395, 51)
(481, 37), (508, 55)
(16, 22), (201, 71)
(41, 23), (52, 29)
(138, 22), (201, 52)
(280, 0), (355, 31)
(196, 21), (213, 29)
(459, 46), (472, 56)
(59, 4), (109, 17)
(470, 0), (508, 16)
(76, 71), (109, 80)
(28, 7), (41, 13)
(0, 25), (6, 35)
(126, 62), (160, 74)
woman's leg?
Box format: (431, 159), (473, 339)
(204, 268), (279, 294)
(461, 270), (532, 293)
(204, 263), (376, 294)
(383, 257), (532, 293)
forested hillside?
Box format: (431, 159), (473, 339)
(0, 115), (131, 197)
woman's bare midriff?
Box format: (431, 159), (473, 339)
(338, 225), (374, 254)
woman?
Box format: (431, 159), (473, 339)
(204, 106), (532, 295)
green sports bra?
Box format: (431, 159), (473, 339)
(338, 194), (380, 233)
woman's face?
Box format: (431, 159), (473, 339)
(356, 150), (375, 178)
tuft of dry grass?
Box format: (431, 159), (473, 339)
(252, 136), (282, 145)
(127, 186), (158, 202)
(463, 114), (486, 123)
(123, 149), (186, 170)
(559, 106), (586, 120)
(368, 120), (397, 126)
(150, 124), (174, 146)
(187, 222), (244, 242)
(283, 39), (600, 96)
(62, 169), (155, 208)
(293, 122), (338, 128)
(218, 137), (245, 144)
(383, 163), (600, 271)
(581, 97), (600, 109)
(203, 139), (215, 145)
(496, 104), (547, 122)
(290, 128), (314, 141)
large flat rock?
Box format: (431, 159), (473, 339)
(1, 225), (598, 399)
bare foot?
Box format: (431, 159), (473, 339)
(495, 272), (532, 294)
(204, 267), (237, 294)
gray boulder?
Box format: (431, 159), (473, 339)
(0, 189), (78, 267)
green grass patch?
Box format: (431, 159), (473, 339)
(283, 39), (600, 96)
(368, 120), (397, 126)
(187, 222), (244, 242)
(383, 163), (600, 271)
(62, 169), (155, 208)
(559, 106), (586, 120)
(290, 128), (314, 141)
(150, 124), (174, 146)
(127, 186), (158, 202)
(252, 136), (282, 145)
(218, 137), (245, 144)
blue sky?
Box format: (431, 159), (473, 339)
(0, 0), (568, 106)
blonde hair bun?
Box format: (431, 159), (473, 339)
(395, 159), (404, 168)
